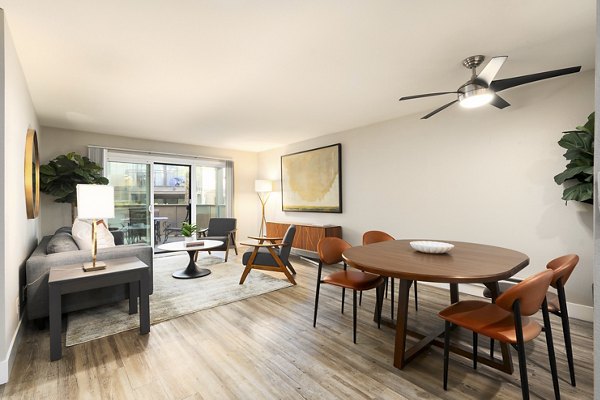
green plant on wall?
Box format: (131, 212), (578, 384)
(554, 112), (594, 204)
(40, 152), (109, 221)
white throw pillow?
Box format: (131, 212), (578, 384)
(72, 219), (116, 250)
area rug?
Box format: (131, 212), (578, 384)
(65, 253), (293, 346)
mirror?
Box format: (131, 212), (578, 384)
(24, 129), (40, 219)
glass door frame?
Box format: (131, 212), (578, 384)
(104, 150), (232, 246)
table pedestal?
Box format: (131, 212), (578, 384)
(172, 250), (212, 279)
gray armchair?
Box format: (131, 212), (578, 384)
(197, 218), (238, 262)
(239, 225), (297, 285)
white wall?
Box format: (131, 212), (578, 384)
(38, 127), (260, 242)
(1, 13), (41, 383)
(259, 70), (595, 310)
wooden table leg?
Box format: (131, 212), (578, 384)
(49, 285), (62, 361)
(393, 279), (413, 369)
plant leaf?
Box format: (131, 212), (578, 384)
(562, 182), (593, 203)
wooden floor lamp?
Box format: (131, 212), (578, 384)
(255, 180), (272, 237)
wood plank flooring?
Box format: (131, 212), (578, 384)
(0, 251), (593, 399)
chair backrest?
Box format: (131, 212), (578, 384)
(318, 237), (352, 265)
(362, 230), (394, 245)
(546, 254), (578, 288)
(207, 218), (237, 236)
(129, 208), (147, 225)
(496, 270), (554, 316)
(278, 225), (296, 262)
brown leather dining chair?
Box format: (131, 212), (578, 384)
(439, 270), (560, 400)
(313, 237), (385, 343)
(483, 254), (579, 386)
(362, 231), (418, 317)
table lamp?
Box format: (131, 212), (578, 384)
(255, 180), (272, 237)
(76, 184), (115, 271)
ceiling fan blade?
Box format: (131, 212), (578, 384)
(421, 100), (459, 119)
(490, 94), (510, 109)
(399, 91), (458, 101)
(490, 66), (581, 92)
(475, 56), (508, 86)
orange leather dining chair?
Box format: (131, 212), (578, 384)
(483, 254), (579, 386)
(439, 270), (560, 400)
(362, 231), (418, 317)
(313, 237), (385, 343)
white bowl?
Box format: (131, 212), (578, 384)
(410, 241), (454, 254)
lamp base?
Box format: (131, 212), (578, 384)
(82, 261), (106, 272)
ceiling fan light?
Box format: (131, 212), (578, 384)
(459, 88), (494, 108)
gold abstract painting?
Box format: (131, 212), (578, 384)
(281, 144), (342, 212)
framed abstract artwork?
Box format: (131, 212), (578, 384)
(281, 143), (342, 213)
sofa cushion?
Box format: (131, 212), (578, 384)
(46, 232), (80, 254)
(72, 219), (116, 250)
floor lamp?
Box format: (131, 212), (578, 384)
(255, 180), (272, 237)
(76, 184), (115, 271)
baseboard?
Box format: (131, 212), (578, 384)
(0, 314), (25, 384)
(421, 281), (593, 322)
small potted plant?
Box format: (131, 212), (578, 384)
(181, 222), (197, 241)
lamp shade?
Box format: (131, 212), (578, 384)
(255, 180), (273, 193)
(76, 184), (115, 219)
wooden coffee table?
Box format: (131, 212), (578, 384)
(158, 239), (224, 279)
(48, 257), (150, 361)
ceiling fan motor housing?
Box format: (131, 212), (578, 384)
(458, 82), (493, 108)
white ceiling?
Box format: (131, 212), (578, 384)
(0, 1), (595, 152)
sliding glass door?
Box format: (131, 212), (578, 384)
(194, 165), (228, 229)
(153, 163), (191, 244)
(105, 160), (152, 245)
(97, 147), (233, 247)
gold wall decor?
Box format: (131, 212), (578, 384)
(281, 143), (342, 213)
(24, 128), (40, 219)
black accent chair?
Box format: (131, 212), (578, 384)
(197, 218), (238, 262)
(239, 225), (296, 284)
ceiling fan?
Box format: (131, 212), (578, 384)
(399, 55), (581, 119)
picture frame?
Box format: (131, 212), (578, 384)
(24, 128), (40, 219)
(281, 143), (342, 213)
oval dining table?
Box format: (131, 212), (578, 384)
(342, 239), (529, 373)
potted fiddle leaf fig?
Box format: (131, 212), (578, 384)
(40, 152), (109, 221)
(554, 112), (594, 204)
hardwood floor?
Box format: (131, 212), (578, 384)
(1, 251), (593, 399)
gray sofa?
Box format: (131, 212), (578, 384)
(25, 227), (153, 322)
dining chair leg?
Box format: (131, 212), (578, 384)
(313, 281), (321, 328)
(376, 282), (385, 328)
(353, 290), (358, 344)
(490, 338), (495, 358)
(359, 291), (362, 306)
(413, 281), (419, 311)
(542, 299), (561, 400)
(390, 278), (395, 319)
(513, 301), (530, 400)
(384, 277), (389, 298)
(557, 282), (576, 386)
(472, 332), (478, 369)
(443, 321), (451, 390)
(375, 284), (382, 329)
(341, 288), (346, 314)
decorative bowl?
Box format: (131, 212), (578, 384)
(410, 241), (454, 254)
